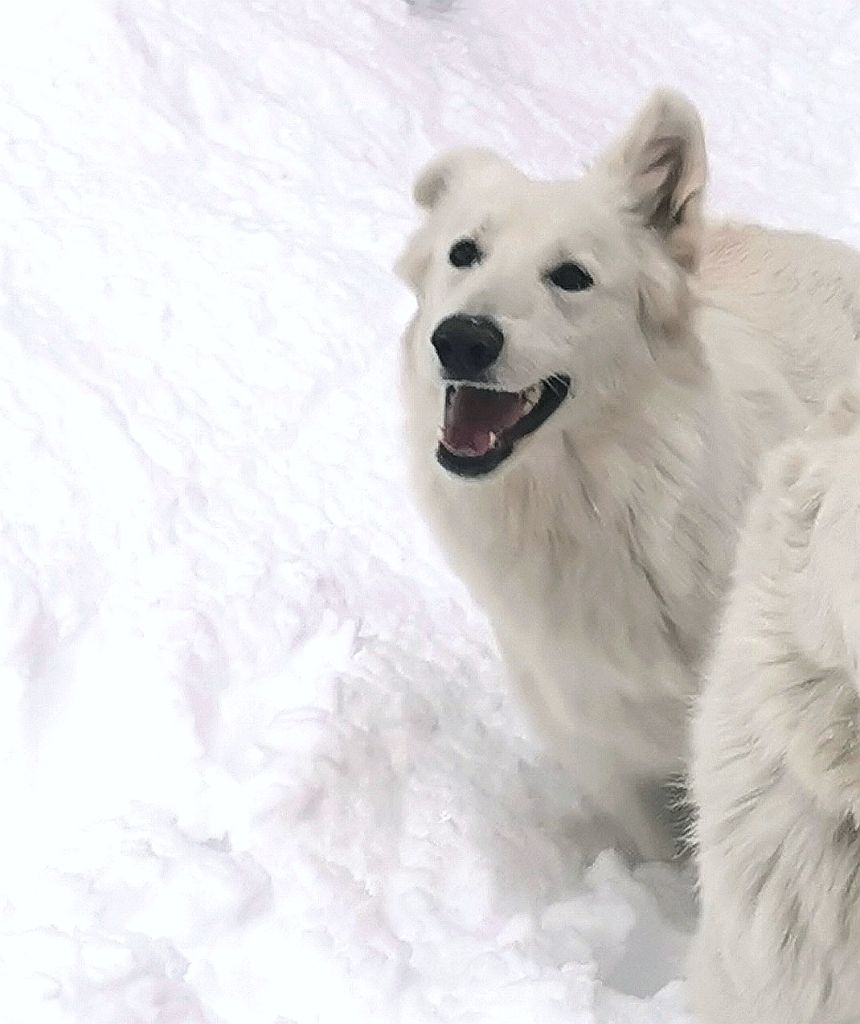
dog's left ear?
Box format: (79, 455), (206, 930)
(603, 89), (707, 271)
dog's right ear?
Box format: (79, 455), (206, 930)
(397, 148), (509, 291)
(411, 146), (508, 210)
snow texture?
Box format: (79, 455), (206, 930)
(1, 1), (859, 1021)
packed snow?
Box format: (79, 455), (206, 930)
(2, 1), (860, 1021)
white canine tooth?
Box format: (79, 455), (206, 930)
(489, 431), (498, 447)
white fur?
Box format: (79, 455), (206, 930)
(690, 384), (860, 1024)
(397, 89), (860, 860)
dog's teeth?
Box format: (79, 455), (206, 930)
(522, 384), (541, 408)
(489, 431), (498, 447)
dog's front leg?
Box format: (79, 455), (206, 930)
(569, 758), (681, 864)
(496, 640), (678, 862)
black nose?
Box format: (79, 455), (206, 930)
(431, 315), (504, 379)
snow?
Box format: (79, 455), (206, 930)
(1, 1), (859, 1021)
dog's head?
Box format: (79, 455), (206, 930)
(397, 89), (708, 480)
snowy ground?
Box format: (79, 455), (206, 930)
(2, 1), (860, 1021)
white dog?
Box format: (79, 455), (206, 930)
(397, 89), (860, 860)
(691, 383), (860, 1024)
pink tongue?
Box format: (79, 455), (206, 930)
(442, 387), (525, 456)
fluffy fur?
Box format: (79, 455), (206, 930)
(397, 89), (860, 860)
(690, 384), (860, 1024)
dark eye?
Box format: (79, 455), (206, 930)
(547, 261), (593, 292)
(449, 238), (482, 268)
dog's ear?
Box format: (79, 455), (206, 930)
(397, 148), (510, 291)
(395, 223), (434, 292)
(603, 89), (707, 271)
(412, 146), (509, 210)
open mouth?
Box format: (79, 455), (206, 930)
(436, 374), (572, 477)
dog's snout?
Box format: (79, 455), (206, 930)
(431, 315), (504, 379)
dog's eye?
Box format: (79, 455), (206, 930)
(449, 239), (483, 268)
(547, 261), (594, 292)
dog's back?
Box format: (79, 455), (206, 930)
(700, 223), (860, 409)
